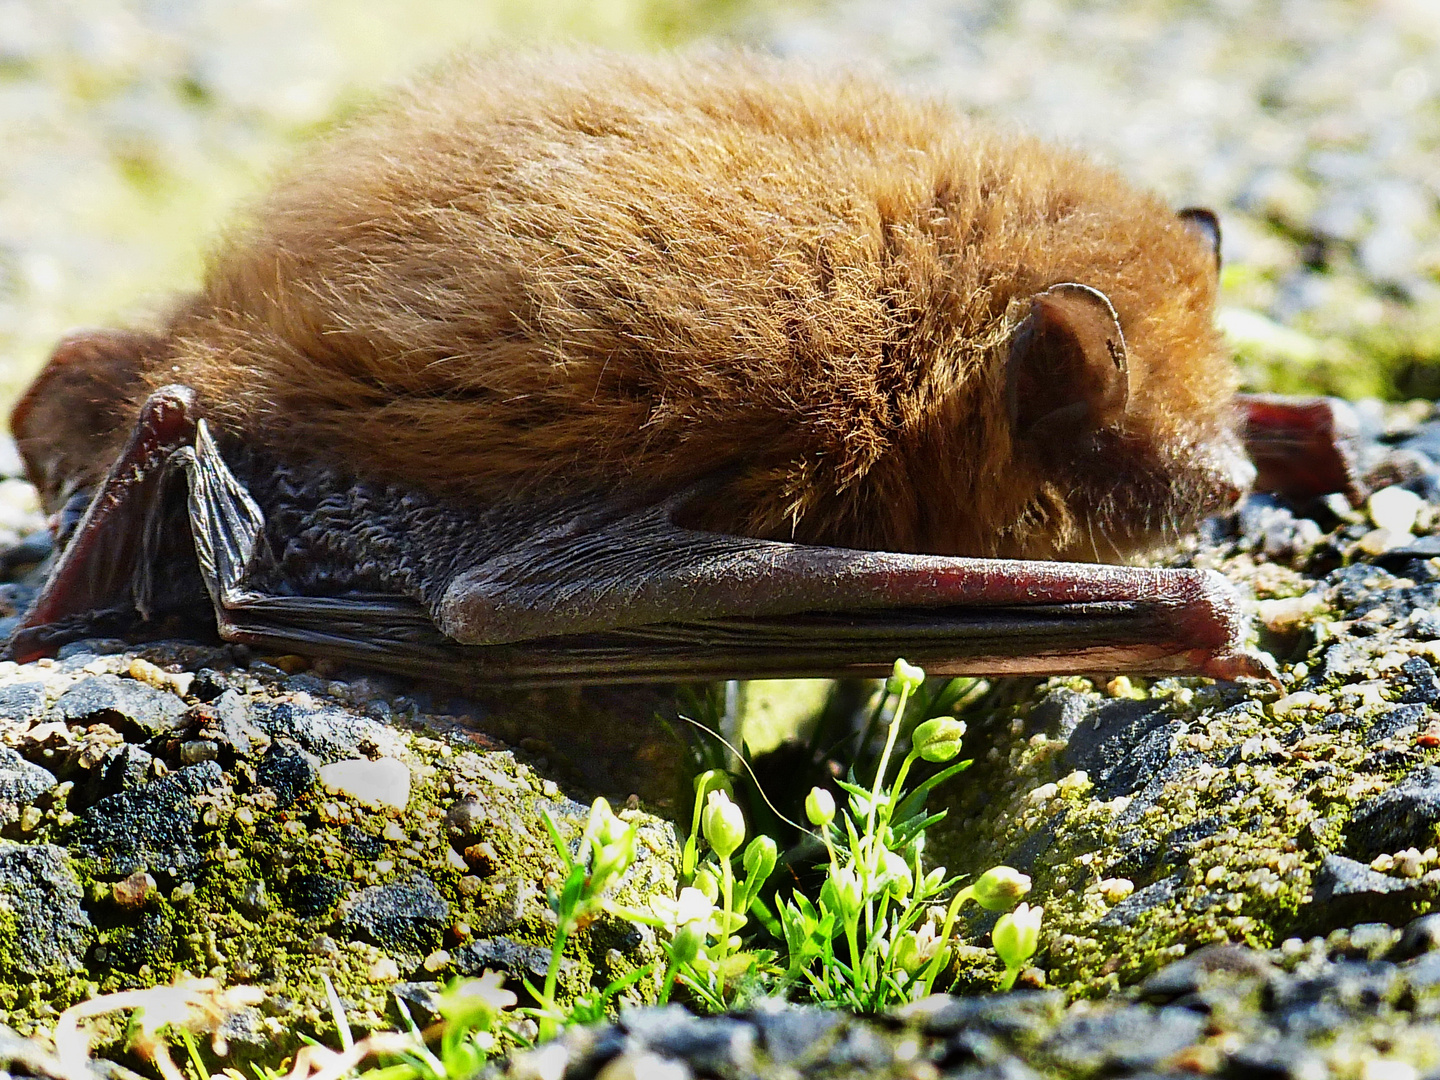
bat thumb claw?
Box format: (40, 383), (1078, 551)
(1201, 646), (1283, 688)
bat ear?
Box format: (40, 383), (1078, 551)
(1007, 282), (1129, 447)
(1178, 206), (1222, 272)
(11, 329), (157, 513)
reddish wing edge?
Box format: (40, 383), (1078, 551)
(9, 385), (1279, 686)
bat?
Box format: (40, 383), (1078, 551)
(4, 53), (1351, 687)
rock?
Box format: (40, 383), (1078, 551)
(1389, 913), (1440, 961)
(54, 674), (188, 737)
(255, 743), (319, 808)
(1097, 873), (1185, 928)
(0, 682), (45, 725)
(1060, 699), (1182, 800)
(71, 761), (227, 875)
(1040, 1005), (1206, 1074)
(283, 872), (350, 919)
(746, 1004), (843, 1067)
(1306, 854), (1421, 931)
(1364, 704), (1427, 745)
(622, 1007), (756, 1078)
(250, 700), (399, 761)
(0, 843), (92, 975)
(338, 874), (449, 956)
(451, 935), (553, 983)
(1347, 766), (1440, 857)
(318, 757), (411, 810)
(0, 746), (55, 805)
(188, 689), (268, 757)
(1398, 658), (1440, 705)
(1138, 943), (1278, 1004)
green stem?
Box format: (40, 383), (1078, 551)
(716, 856), (736, 997)
(867, 683), (910, 838)
(919, 884), (974, 996)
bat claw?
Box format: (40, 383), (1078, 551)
(1201, 646), (1283, 688)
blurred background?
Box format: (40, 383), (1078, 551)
(1, 0), (1438, 414)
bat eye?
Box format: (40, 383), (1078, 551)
(1006, 282), (1129, 448)
(1178, 207), (1222, 272)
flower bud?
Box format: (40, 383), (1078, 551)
(670, 920), (706, 966)
(972, 866), (1032, 912)
(805, 787), (836, 828)
(993, 902), (1043, 972)
(693, 769), (733, 800)
(743, 835), (777, 887)
(892, 932), (923, 976)
(887, 658), (926, 696)
(911, 717), (967, 762)
(881, 849), (913, 899)
(693, 866), (720, 903)
(822, 865), (863, 921)
(702, 789), (746, 860)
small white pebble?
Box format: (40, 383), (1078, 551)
(1368, 485), (1423, 536)
(319, 758), (411, 810)
(1360, 1059), (1417, 1080)
(368, 956), (399, 982)
(1356, 528), (1400, 556)
(1256, 594), (1325, 632)
(1057, 770), (1091, 796)
(1098, 878), (1134, 903)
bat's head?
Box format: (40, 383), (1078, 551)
(920, 199), (1251, 563)
(10, 329), (157, 519)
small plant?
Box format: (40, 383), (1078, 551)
(650, 658), (1043, 1011)
(773, 659), (1040, 1008)
(528, 796), (645, 1041)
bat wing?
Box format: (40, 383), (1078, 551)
(10, 386), (1275, 685)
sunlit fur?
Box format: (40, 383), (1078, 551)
(59, 52), (1240, 560)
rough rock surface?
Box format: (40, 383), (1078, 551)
(0, 625), (681, 1052)
(488, 929), (1440, 1079)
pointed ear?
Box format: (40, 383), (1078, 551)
(1178, 207), (1222, 271)
(1007, 283), (1129, 443)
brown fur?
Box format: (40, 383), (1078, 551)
(36, 52), (1241, 560)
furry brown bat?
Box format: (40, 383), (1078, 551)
(7, 52), (1330, 685)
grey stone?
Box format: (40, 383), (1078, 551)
(1364, 704), (1426, 745)
(0, 843), (92, 975)
(250, 700), (391, 761)
(0, 746), (55, 804)
(1061, 698), (1182, 800)
(283, 872), (349, 919)
(0, 682), (45, 724)
(338, 873), (449, 955)
(1390, 913), (1440, 961)
(71, 760), (226, 875)
(54, 673), (187, 737)
(747, 1005), (842, 1067)
(1347, 765), (1440, 856)
(1041, 1006), (1205, 1073)
(255, 743), (319, 809)
(451, 935), (553, 982)
(622, 1009), (755, 1077)
(1097, 873), (1185, 928)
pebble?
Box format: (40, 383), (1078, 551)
(1369, 486), (1424, 536)
(318, 757), (411, 810)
